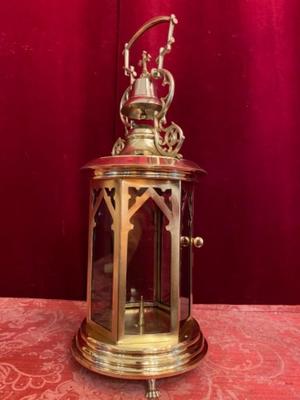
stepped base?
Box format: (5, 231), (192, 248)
(72, 317), (208, 380)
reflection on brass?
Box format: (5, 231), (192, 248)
(181, 236), (204, 248)
(72, 14), (208, 400)
(192, 236), (204, 248)
(181, 236), (190, 247)
(72, 317), (207, 377)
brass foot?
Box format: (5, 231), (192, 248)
(145, 379), (160, 399)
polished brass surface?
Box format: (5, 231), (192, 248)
(117, 127), (160, 156)
(193, 236), (204, 248)
(84, 155), (206, 181)
(180, 236), (204, 248)
(72, 317), (207, 379)
(72, 13), (208, 400)
(181, 236), (190, 247)
(121, 76), (162, 120)
(73, 163), (207, 389)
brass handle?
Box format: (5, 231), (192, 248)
(123, 14), (178, 81)
(180, 236), (204, 248)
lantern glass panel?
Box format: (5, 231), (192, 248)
(125, 194), (171, 335)
(91, 193), (114, 331)
(180, 183), (193, 322)
(159, 211), (171, 307)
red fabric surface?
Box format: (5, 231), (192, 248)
(1, 1), (300, 303)
(1, 298), (300, 399)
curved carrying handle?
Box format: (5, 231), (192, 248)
(123, 14), (178, 82)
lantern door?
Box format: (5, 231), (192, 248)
(180, 181), (195, 324)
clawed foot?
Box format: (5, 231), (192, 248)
(145, 379), (160, 399)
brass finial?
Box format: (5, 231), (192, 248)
(139, 51), (151, 77)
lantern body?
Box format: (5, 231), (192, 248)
(72, 156), (207, 378)
(72, 15), (208, 398)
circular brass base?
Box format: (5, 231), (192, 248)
(72, 318), (208, 380)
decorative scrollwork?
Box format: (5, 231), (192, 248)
(152, 68), (185, 158)
(112, 137), (126, 156)
(154, 121), (185, 158)
(119, 86), (132, 135)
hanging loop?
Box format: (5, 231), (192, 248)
(123, 14), (178, 83)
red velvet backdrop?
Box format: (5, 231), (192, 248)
(1, 0), (300, 303)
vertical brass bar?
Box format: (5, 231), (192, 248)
(139, 295), (145, 335)
(154, 207), (162, 303)
(110, 179), (120, 342)
(169, 181), (181, 336)
(86, 181), (96, 322)
(117, 179), (130, 340)
(189, 186), (195, 317)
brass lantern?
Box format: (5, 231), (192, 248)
(72, 15), (208, 399)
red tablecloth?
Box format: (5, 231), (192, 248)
(0, 298), (299, 399)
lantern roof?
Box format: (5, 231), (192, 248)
(83, 155), (206, 180)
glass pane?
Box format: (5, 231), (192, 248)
(127, 198), (155, 304)
(160, 211), (171, 306)
(180, 182), (194, 321)
(125, 194), (171, 335)
(91, 194), (114, 331)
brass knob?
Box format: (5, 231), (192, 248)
(180, 236), (204, 248)
(180, 236), (190, 247)
(192, 237), (204, 248)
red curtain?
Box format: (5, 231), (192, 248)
(1, 0), (300, 303)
